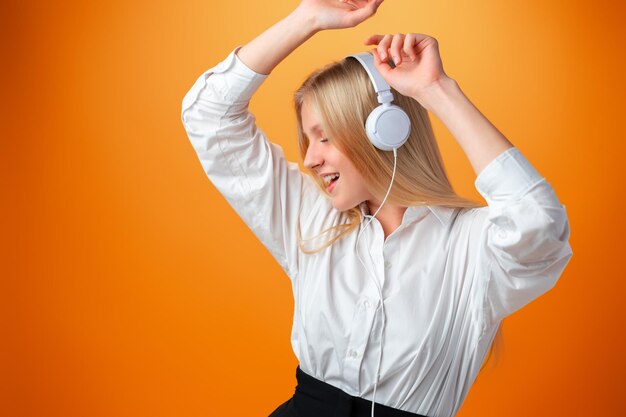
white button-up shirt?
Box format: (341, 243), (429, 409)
(181, 46), (573, 417)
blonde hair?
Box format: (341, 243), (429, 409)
(293, 52), (503, 372)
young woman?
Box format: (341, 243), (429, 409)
(180, 1), (573, 416)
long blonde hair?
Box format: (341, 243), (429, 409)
(293, 52), (502, 371)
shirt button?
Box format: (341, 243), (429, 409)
(497, 229), (507, 239)
(384, 261), (391, 270)
(348, 349), (358, 358)
(363, 300), (371, 308)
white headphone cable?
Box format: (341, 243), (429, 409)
(355, 148), (398, 417)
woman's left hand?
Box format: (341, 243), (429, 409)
(363, 33), (451, 104)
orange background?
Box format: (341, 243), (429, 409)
(3, 0), (625, 416)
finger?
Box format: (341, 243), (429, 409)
(407, 33), (438, 54)
(377, 34), (392, 61)
(370, 48), (392, 74)
(339, 0), (357, 11)
(363, 34), (384, 45)
(403, 33), (417, 61)
(390, 33), (405, 65)
(344, 0), (383, 26)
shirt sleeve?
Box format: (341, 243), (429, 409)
(180, 46), (322, 280)
(471, 147), (574, 330)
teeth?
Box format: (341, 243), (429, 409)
(323, 173), (339, 184)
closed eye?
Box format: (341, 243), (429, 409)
(320, 138), (329, 143)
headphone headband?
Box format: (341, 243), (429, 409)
(347, 52), (394, 105)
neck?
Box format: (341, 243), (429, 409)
(365, 200), (408, 239)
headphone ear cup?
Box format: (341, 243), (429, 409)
(365, 104), (411, 151)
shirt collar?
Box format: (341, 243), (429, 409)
(358, 201), (455, 226)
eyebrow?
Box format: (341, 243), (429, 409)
(303, 124), (323, 138)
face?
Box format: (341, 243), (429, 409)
(301, 96), (374, 212)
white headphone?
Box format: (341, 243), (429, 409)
(347, 52), (411, 151)
(346, 51), (410, 417)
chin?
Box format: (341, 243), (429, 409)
(330, 199), (347, 212)
(331, 197), (356, 213)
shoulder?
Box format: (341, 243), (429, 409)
(435, 205), (488, 229)
(442, 206), (490, 245)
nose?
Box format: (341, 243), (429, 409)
(304, 141), (323, 171)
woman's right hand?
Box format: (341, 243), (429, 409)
(296, 0), (385, 31)
(235, 0), (383, 76)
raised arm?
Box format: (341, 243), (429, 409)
(365, 32), (572, 327)
(365, 32), (513, 176)
(411, 75), (514, 177)
(181, 0), (385, 279)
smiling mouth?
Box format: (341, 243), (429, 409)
(326, 176), (339, 192)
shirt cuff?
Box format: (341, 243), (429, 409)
(474, 147), (544, 205)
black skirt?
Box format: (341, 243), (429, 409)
(268, 366), (429, 417)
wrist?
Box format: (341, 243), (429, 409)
(290, 6), (322, 35)
(414, 76), (459, 113)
